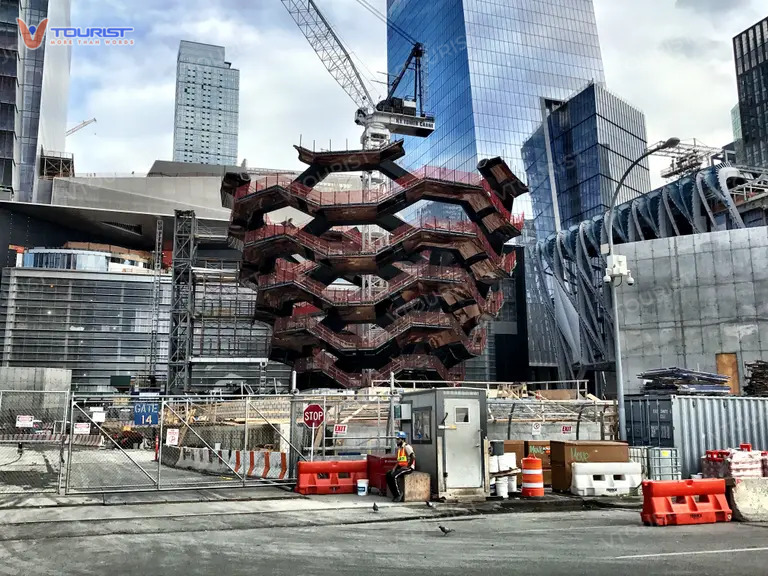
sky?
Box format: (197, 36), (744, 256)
(64, 0), (767, 190)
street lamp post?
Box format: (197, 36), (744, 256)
(604, 137), (680, 441)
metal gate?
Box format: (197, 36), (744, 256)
(65, 395), (303, 494)
(0, 390), (68, 494)
(288, 393), (396, 473)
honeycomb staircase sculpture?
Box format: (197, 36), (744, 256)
(221, 141), (526, 389)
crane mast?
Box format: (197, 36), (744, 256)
(281, 0), (436, 299)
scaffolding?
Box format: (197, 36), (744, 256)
(167, 210), (197, 392)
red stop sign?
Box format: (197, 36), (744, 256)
(303, 404), (325, 428)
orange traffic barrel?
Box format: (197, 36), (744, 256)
(522, 456), (545, 497)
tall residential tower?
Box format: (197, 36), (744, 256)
(173, 41), (239, 165)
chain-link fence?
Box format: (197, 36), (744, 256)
(288, 394), (396, 475)
(1, 392), (399, 494)
(0, 390), (68, 494)
(65, 395), (303, 493)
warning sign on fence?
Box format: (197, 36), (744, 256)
(15, 415), (34, 428)
(166, 428), (179, 446)
(74, 423), (91, 435)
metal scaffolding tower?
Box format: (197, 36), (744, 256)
(167, 210), (197, 393)
(148, 218), (164, 382)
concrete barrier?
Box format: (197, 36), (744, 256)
(730, 478), (768, 522)
(571, 462), (641, 496)
(162, 446), (287, 479)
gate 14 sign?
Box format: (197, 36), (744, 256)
(303, 404), (325, 428)
(134, 402), (159, 426)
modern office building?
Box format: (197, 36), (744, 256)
(523, 82), (650, 240)
(173, 41), (239, 165)
(387, 0), (605, 222)
(387, 0), (606, 380)
(732, 104), (745, 164)
(0, 0), (71, 202)
(734, 16), (768, 169)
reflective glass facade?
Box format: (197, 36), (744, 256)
(173, 41), (239, 165)
(523, 83), (649, 239)
(0, 0), (69, 201)
(734, 17), (768, 169)
(387, 0), (605, 221)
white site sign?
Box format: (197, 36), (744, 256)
(531, 422), (542, 436)
(74, 423), (91, 435)
(15, 415), (34, 428)
(166, 428), (180, 446)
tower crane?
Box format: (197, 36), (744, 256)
(281, 0), (436, 301)
(66, 118), (97, 137)
(280, 0), (434, 151)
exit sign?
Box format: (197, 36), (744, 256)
(333, 424), (348, 436)
(561, 425), (573, 435)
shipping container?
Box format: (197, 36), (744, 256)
(625, 395), (768, 478)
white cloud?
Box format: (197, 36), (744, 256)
(67, 0), (764, 191)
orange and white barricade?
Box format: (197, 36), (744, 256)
(521, 456), (545, 497)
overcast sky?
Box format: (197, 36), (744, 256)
(65, 0), (766, 189)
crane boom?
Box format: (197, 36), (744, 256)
(66, 118), (96, 137)
(281, 0), (373, 110)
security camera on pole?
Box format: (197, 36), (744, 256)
(603, 137), (680, 441)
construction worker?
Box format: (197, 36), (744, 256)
(386, 431), (415, 502)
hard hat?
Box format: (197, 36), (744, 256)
(396, 431), (407, 440)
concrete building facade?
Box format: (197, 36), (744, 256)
(616, 227), (768, 394)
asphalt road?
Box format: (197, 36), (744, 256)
(0, 445), (240, 493)
(1, 507), (767, 576)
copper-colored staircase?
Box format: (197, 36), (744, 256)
(221, 144), (526, 389)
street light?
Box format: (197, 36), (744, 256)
(604, 137), (680, 441)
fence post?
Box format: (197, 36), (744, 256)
(243, 397), (250, 488)
(65, 394), (75, 495)
(157, 399), (164, 490)
(322, 396), (327, 459)
(57, 391), (68, 494)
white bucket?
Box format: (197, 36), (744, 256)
(498, 453), (512, 472)
(489, 477), (497, 496)
(357, 479), (369, 496)
(508, 475), (518, 493)
(496, 476), (510, 498)
(489, 455), (500, 474)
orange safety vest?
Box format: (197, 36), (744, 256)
(397, 446), (414, 467)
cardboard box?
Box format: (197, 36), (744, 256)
(525, 440), (551, 468)
(550, 441), (629, 492)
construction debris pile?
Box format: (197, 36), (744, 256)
(638, 368), (731, 396)
(745, 361), (768, 397)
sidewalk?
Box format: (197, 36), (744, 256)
(0, 486), (643, 514)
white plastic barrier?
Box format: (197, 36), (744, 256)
(570, 462), (642, 497)
(169, 447), (287, 479)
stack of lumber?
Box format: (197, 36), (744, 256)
(639, 367), (731, 396)
(745, 361), (768, 397)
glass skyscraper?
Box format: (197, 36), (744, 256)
(0, 0), (71, 202)
(173, 41), (239, 165)
(387, 0), (607, 380)
(734, 16), (768, 169)
(387, 0), (605, 220)
(523, 82), (650, 240)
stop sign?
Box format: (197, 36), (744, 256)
(303, 404), (325, 428)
